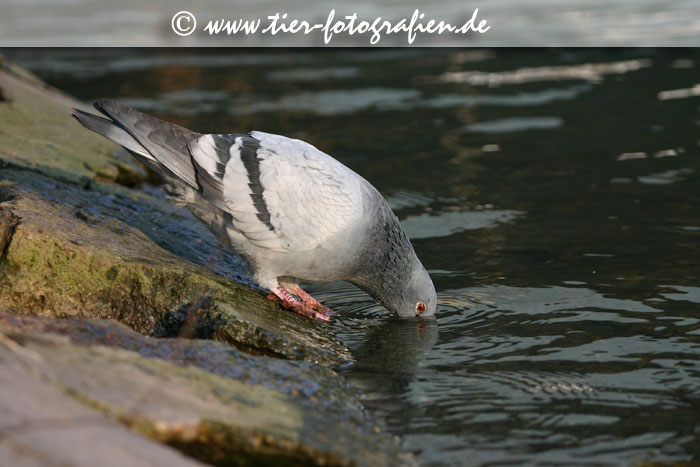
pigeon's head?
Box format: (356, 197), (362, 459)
(389, 262), (437, 319)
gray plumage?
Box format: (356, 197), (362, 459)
(72, 100), (436, 319)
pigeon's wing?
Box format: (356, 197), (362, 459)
(188, 131), (365, 252)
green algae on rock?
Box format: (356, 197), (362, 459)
(0, 62), (147, 186)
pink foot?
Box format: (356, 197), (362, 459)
(292, 287), (336, 316)
(268, 286), (333, 322)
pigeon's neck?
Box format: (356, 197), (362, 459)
(350, 199), (416, 306)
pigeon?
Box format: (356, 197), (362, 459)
(72, 100), (436, 321)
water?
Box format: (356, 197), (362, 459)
(6, 48), (699, 465)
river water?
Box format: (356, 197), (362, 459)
(7, 48), (699, 465)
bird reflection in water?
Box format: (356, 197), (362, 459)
(345, 317), (438, 403)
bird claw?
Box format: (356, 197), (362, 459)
(312, 304), (337, 317)
(293, 303), (333, 322)
(266, 291), (334, 322)
(266, 292), (281, 303)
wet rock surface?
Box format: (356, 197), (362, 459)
(0, 313), (403, 466)
(0, 59), (409, 465)
(0, 355), (207, 467)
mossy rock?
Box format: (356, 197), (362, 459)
(0, 63), (146, 185)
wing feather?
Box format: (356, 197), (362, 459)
(188, 131), (365, 253)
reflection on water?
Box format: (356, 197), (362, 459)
(401, 210), (522, 239)
(345, 318), (439, 406)
(238, 88), (422, 116)
(432, 58), (652, 86)
(637, 168), (693, 186)
(266, 66), (360, 82)
(115, 84), (593, 118)
(7, 48), (700, 465)
(464, 116), (564, 133)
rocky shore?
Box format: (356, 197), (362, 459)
(0, 57), (411, 466)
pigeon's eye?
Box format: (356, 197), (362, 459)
(416, 302), (426, 314)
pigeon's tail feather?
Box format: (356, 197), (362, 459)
(88, 99), (201, 189)
(73, 102), (231, 245)
(71, 107), (182, 190)
(71, 109), (156, 163)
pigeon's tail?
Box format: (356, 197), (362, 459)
(73, 101), (236, 246)
(71, 108), (162, 174)
(71, 100), (201, 190)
